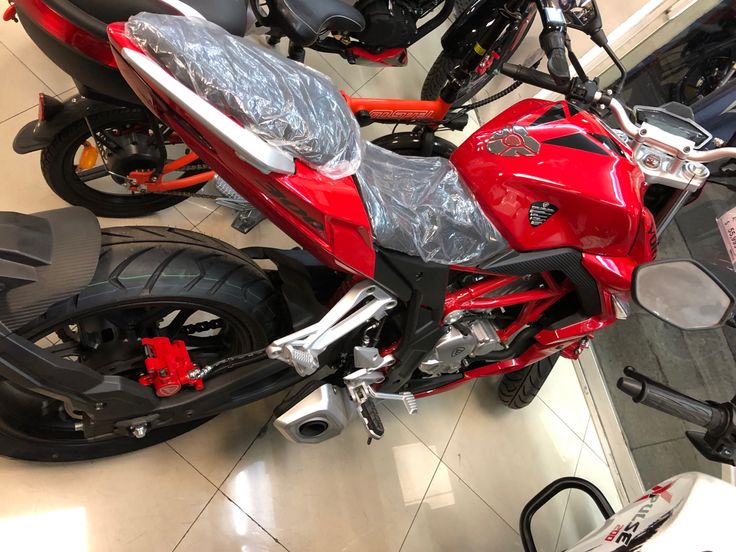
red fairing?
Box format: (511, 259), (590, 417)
(14, 0), (116, 67)
(108, 24), (376, 278)
(452, 99), (645, 257)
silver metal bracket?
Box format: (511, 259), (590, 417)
(266, 281), (397, 376)
(344, 369), (418, 416)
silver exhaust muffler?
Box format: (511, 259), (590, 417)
(274, 384), (354, 444)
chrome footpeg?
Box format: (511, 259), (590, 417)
(267, 281), (397, 377)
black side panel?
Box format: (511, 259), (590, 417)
(483, 249), (602, 316)
(371, 132), (458, 159)
(542, 133), (610, 156)
(0, 208), (101, 331)
(529, 104), (567, 126)
(373, 249), (448, 321)
(373, 249), (448, 392)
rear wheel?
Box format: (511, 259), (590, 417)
(0, 227), (289, 461)
(498, 354), (560, 409)
(41, 109), (208, 218)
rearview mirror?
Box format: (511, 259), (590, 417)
(562, 0), (602, 35)
(634, 260), (735, 330)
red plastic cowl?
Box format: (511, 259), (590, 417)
(139, 337), (204, 397)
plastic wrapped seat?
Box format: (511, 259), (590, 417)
(126, 14), (508, 266)
(126, 13), (363, 178)
(356, 143), (509, 266)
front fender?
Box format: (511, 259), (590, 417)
(12, 94), (118, 154)
(440, 0), (507, 57)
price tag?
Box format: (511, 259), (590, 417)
(717, 205), (736, 270)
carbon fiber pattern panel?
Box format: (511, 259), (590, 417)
(0, 208), (101, 331)
(482, 248), (602, 315)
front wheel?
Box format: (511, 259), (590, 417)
(497, 354), (560, 409)
(422, 52), (496, 103)
(2, 227), (290, 461)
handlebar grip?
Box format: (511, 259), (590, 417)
(617, 368), (719, 429)
(500, 63), (570, 95)
(540, 29), (570, 85)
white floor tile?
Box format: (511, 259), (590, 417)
(97, 206), (195, 231)
(354, 61), (426, 100)
(168, 393), (286, 487)
(538, 357), (590, 439)
(443, 378), (584, 552)
(0, 42), (53, 122)
(0, 20), (75, 94)
(221, 407), (440, 552)
(0, 110), (69, 213)
(322, 55), (385, 92)
(175, 492), (286, 552)
(385, 383), (473, 455)
(0, 445), (215, 552)
(555, 445), (624, 552)
(401, 462), (523, 552)
(584, 418), (607, 465)
(174, 181), (220, 227)
(406, 12), (452, 71)
(196, 208), (298, 250)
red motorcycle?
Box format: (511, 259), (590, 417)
(1, 1), (734, 462)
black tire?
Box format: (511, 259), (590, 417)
(0, 227), (289, 461)
(421, 52), (496, 104)
(41, 109), (207, 218)
(498, 354), (560, 409)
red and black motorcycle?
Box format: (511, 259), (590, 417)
(1, 1), (734, 462)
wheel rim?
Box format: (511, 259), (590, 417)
(0, 300), (255, 444)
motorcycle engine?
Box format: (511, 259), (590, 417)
(352, 0), (419, 49)
(419, 316), (505, 376)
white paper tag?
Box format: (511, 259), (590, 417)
(717, 205), (736, 270)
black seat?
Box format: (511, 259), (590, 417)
(265, 0), (365, 46)
(69, 0), (249, 36)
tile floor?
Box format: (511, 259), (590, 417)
(0, 17), (624, 552)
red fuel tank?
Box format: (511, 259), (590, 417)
(452, 99), (645, 257)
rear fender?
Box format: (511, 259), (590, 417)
(12, 94), (121, 154)
(0, 207), (101, 331)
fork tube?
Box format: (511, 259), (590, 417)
(655, 189), (692, 238)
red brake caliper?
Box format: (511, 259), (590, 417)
(139, 337), (204, 397)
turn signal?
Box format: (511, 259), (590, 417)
(77, 141), (99, 171)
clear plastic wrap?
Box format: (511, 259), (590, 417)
(356, 143), (509, 266)
(126, 13), (363, 178)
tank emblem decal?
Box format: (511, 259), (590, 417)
(529, 202), (558, 227)
(486, 126), (540, 157)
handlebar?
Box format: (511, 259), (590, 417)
(617, 367), (723, 429)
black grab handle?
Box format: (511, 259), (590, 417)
(520, 476), (615, 552)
